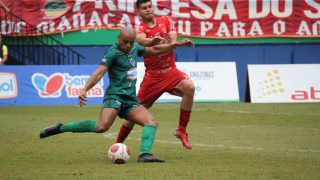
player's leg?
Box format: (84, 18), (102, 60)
(126, 105), (164, 163)
(39, 119), (98, 138)
(40, 97), (120, 138)
(115, 102), (154, 143)
(172, 79), (195, 149)
(96, 108), (119, 132)
(115, 120), (135, 143)
(115, 76), (163, 143)
(39, 108), (118, 138)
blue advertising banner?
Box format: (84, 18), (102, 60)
(0, 65), (109, 106)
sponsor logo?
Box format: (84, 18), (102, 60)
(101, 58), (107, 63)
(291, 87), (320, 100)
(195, 86), (202, 92)
(194, 85), (202, 96)
(128, 56), (136, 67)
(32, 73), (104, 98)
(32, 73), (64, 98)
(0, 73), (18, 99)
(189, 71), (214, 80)
(126, 68), (137, 80)
(256, 69), (285, 99)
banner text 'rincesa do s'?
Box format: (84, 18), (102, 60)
(1, 0), (319, 39)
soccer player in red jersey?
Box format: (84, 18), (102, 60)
(116, 0), (195, 149)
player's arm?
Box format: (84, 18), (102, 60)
(167, 31), (177, 43)
(136, 32), (164, 47)
(167, 16), (178, 44)
(142, 38), (194, 57)
(78, 65), (108, 106)
(0, 0), (9, 12)
(1, 54), (8, 65)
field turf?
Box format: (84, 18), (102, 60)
(0, 103), (319, 179)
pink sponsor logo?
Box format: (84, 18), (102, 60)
(32, 73), (64, 98)
(31, 73), (104, 98)
(291, 87), (320, 101)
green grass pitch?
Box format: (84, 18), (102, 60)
(1, 103), (320, 179)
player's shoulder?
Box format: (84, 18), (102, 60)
(101, 45), (118, 65)
(133, 42), (145, 49)
(104, 45), (118, 57)
(157, 16), (172, 23)
(137, 22), (147, 32)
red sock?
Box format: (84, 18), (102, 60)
(178, 108), (192, 132)
(115, 124), (132, 143)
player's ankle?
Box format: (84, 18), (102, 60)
(177, 127), (186, 133)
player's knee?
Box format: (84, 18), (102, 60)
(146, 118), (158, 127)
(96, 123), (109, 133)
(184, 80), (195, 95)
(142, 103), (153, 109)
(123, 120), (135, 129)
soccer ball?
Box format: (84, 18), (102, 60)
(107, 143), (130, 164)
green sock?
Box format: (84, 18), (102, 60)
(140, 125), (157, 154)
(60, 120), (97, 133)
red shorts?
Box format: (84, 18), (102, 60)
(137, 67), (189, 105)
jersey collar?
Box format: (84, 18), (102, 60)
(115, 44), (135, 55)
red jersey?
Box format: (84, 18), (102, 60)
(137, 16), (176, 71)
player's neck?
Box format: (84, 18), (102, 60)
(142, 17), (156, 28)
(116, 43), (129, 54)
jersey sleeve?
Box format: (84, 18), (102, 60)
(165, 16), (176, 33)
(100, 50), (115, 68)
(135, 43), (146, 57)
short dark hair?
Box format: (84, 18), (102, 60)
(136, 0), (151, 9)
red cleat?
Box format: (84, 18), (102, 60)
(175, 129), (192, 149)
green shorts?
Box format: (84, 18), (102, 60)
(102, 94), (139, 119)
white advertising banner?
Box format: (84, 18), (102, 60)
(137, 62), (239, 103)
(248, 64), (320, 103)
(0, 72), (18, 99)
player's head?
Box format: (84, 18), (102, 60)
(117, 27), (136, 54)
(136, 0), (154, 21)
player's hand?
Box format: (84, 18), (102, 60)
(179, 38), (194, 47)
(78, 90), (87, 107)
(149, 36), (165, 46)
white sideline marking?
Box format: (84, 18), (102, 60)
(195, 108), (320, 116)
(103, 131), (320, 154)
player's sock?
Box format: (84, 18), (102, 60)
(176, 108), (192, 149)
(115, 124), (132, 143)
(178, 108), (191, 131)
(140, 125), (157, 154)
(59, 120), (97, 133)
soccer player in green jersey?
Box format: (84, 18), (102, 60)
(39, 27), (194, 163)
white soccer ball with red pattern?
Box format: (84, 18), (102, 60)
(107, 143), (130, 164)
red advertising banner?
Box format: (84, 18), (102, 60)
(1, 0), (319, 38)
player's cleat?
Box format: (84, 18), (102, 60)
(137, 153), (165, 163)
(40, 123), (63, 138)
(175, 129), (192, 149)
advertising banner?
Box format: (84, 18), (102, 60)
(137, 62), (240, 103)
(0, 63), (239, 105)
(248, 64), (320, 103)
(1, 0), (319, 38)
(0, 65), (108, 106)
